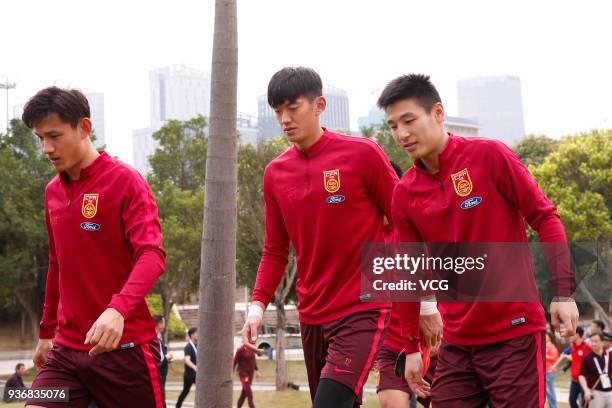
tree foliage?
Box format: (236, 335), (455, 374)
(514, 134), (561, 168)
(147, 117), (207, 340)
(531, 130), (611, 242)
(0, 119), (55, 340)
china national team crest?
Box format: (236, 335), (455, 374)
(323, 169), (341, 193)
(82, 194), (99, 219)
(450, 168), (473, 197)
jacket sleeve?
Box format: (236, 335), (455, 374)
(391, 184), (422, 353)
(39, 200), (60, 339)
(251, 166), (290, 307)
(108, 173), (166, 319)
(364, 141), (400, 226)
(493, 142), (574, 297)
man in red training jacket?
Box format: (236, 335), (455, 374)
(377, 74), (579, 407)
(240, 66), (427, 408)
(23, 87), (166, 408)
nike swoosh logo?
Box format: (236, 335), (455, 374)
(333, 366), (354, 374)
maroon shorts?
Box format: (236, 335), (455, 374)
(376, 346), (437, 408)
(300, 308), (389, 404)
(376, 345), (411, 394)
(431, 331), (545, 408)
(26, 338), (164, 408)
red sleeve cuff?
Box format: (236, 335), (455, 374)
(404, 336), (420, 354)
(39, 324), (57, 339)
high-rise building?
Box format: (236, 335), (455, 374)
(86, 93), (105, 148)
(150, 64), (211, 127)
(257, 85), (351, 140)
(444, 116), (480, 137)
(132, 127), (155, 175)
(457, 76), (525, 145)
(134, 65), (211, 174)
(358, 107), (385, 130)
(237, 112), (259, 145)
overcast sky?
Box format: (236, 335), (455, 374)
(1, 0), (610, 164)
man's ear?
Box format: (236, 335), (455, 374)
(314, 95), (327, 116)
(78, 117), (93, 138)
(433, 102), (445, 124)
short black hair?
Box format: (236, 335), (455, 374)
(267, 67), (322, 108)
(22, 86), (90, 129)
(590, 332), (603, 342)
(377, 74), (441, 112)
(15, 363), (25, 371)
(154, 315), (164, 325)
(592, 320), (605, 331)
(188, 327), (197, 337)
(576, 326), (584, 337)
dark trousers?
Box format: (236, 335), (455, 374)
(176, 373), (195, 408)
(159, 361), (169, 395)
(569, 380), (584, 408)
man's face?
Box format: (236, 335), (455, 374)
(591, 323), (602, 334)
(156, 319), (166, 333)
(191, 331), (198, 344)
(273, 95), (325, 145)
(571, 333), (582, 344)
(591, 335), (603, 354)
(16, 366), (26, 377)
(34, 113), (91, 174)
(385, 98), (445, 162)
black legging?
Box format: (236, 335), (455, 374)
(313, 378), (357, 408)
(175, 373), (196, 408)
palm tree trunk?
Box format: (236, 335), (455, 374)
(195, 0), (238, 407)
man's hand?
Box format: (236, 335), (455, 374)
(241, 301), (265, 353)
(419, 312), (443, 352)
(33, 339), (54, 371)
(166, 351), (174, 362)
(584, 390), (592, 403)
(404, 352), (431, 398)
(550, 299), (579, 337)
(85, 308), (125, 356)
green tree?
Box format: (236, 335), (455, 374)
(0, 119), (55, 342)
(514, 134), (560, 167)
(148, 115), (208, 192)
(531, 130), (612, 324)
(236, 137), (298, 390)
(147, 117), (208, 342)
(154, 181), (203, 338)
(197, 0), (238, 405)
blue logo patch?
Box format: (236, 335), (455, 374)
(460, 196), (482, 209)
(325, 195), (346, 204)
(80, 222), (101, 231)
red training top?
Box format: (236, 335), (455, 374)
(234, 344), (259, 378)
(393, 134), (572, 350)
(546, 342), (560, 372)
(252, 129), (397, 324)
(40, 152), (166, 351)
(571, 341), (591, 381)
